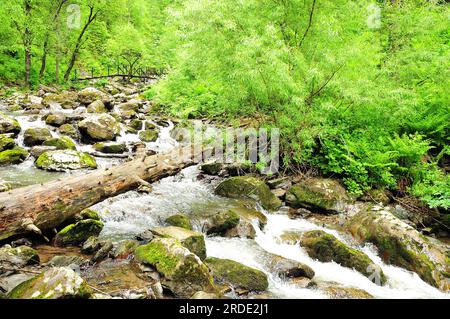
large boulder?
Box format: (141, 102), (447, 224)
(23, 128), (52, 147)
(134, 238), (216, 298)
(0, 147), (29, 165)
(346, 206), (450, 291)
(0, 245), (39, 270)
(0, 113), (21, 136)
(151, 226), (206, 260)
(300, 230), (386, 285)
(44, 113), (67, 127)
(8, 267), (92, 299)
(35, 150), (97, 171)
(204, 210), (240, 235)
(78, 87), (110, 106)
(42, 91), (79, 109)
(266, 255), (315, 279)
(54, 219), (104, 246)
(286, 178), (350, 214)
(0, 134), (15, 152)
(205, 257), (269, 292)
(215, 177), (282, 211)
(87, 100), (108, 113)
(78, 114), (120, 141)
(43, 137), (77, 150)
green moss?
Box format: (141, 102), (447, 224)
(207, 210), (240, 234)
(205, 257), (269, 291)
(165, 214), (193, 230)
(79, 152), (98, 168)
(0, 135), (15, 152)
(300, 230), (387, 285)
(93, 142), (126, 154)
(43, 137), (76, 150)
(55, 219), (104, 246)
(59, 124), (79, 140)
(135, 240), (180, 275)
(80, 209), (101, 221)
(0, 147), (29, 165)
(139, 129), (159, 142)
(215, 176), (282, 211)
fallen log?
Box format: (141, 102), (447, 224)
(0, 145), (200, 241)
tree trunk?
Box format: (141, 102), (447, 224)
(0, 146), (199, 241)
(24, 0), (32, 89)
(24, 47), (31, 89)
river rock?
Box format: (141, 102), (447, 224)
(129, 119), (143, 131)
(205, 257), (268, 292)
(191, 291), (221, 299)
(0, 134), (15, 152)
(200, 161), (223, 176)
(346, 205), (450, 291)
(0, 274), (35, 295)
(78, 87), (110, 105)
(165, 214), (193, 230)
(118, 101), (141, 112)
(300, 230), (386, 285)
(54, 219), (104, 246)
(205, 210), (240, 235)
(0, 147), (29, 165)
(92, 240), (114, 263)
(267, 255), (315, 279)
(215, 177), (282, 211)
(0, 113), (21, 136)
(81, 236), (103, 254)
(78, 114), (120, 141)
(43, 136), (77, 150)
(93, 142), (126, 154)
(42, 91), (79, 109)
(0, 245), (40, 270)
(151, 226), (206, 260)
(23, 128), (52, 146)
(45, 113), (67, 127)
(139, 129), (158, 142)
(35, 150), (97, 171)
(134, 238), (216, 298)
(87, 100), (108, 113)
(318, 282), (374, 299)
(59, 124), (80, 140)
(8, 267), (92, 299)
(286, 178), (351, 214)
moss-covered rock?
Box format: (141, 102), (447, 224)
(266, 255), (315, 279)
(54, 219), (104, 246)
(346, 206), (450, 291)
(0, 113), (21, 136)
(134, 238), (216, 298)
(59, 124), (80, 140)
(0, 134), (15, 152)
(35, 150), (97, 171)
(78, 87), (109, 105)
(79, 209), (101, 221)
(165, 214), (193, 230)
(139, 129), (159, 142)
(87, 100), (107, 113)
(78, 114), (120, 141)
(45, 113), (67, 127)
(93, 142), (126, 154)
(205, 210), (240, 235)
(43, 136), (77, 150)
(300, 230), (386, 285)
(129, 119), (143, 131)
(42, 91), (78, 109)
(23, 128), (52, 147)
(8, 267), (92, 299)
(286, 178), (350, 214)
(215, 176), (282, 211)
(151, 226), (206, 260)
(0, 147), (29, 165)
(200, 161), (223, 175)
(205, 257), (269, 292)
(0, 245), (39, 269)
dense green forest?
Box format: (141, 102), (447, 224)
(0, 0), (449, 210)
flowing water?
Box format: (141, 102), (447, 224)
(2, 106), (449, 299)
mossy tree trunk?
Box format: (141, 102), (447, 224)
(0, 146), (199, 241)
